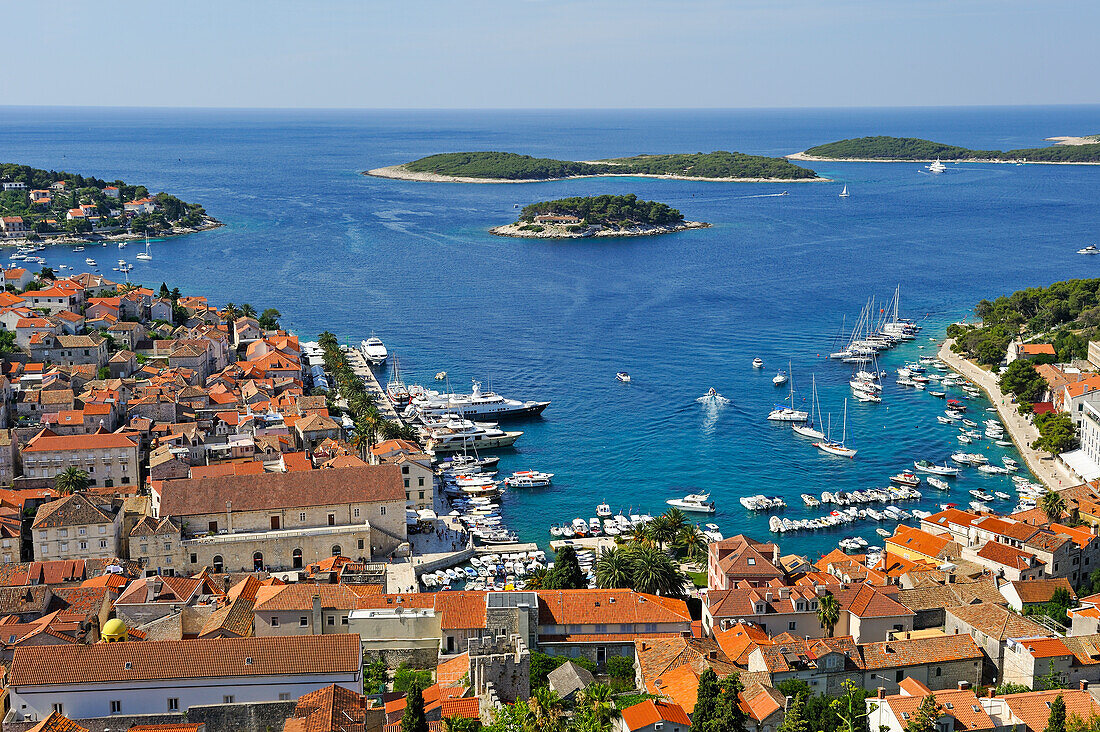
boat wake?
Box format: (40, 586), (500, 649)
(739, 192), (790, 199)
(696, 389), (730, 405)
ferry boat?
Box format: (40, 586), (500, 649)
(420, 418), (523, 453)
(359, 334), (388, 366)
(409, 380), (549, 420)
(666, 493), (716, 513)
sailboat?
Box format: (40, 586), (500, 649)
(839, 185), (850, 198)
(386, 355), (410, 408)
(135, 236), (152, 261)
(767, 363), (808, 422)
(813, 399), (857, 458)
(792, 374), (825, 438)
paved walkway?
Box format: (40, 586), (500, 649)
(938, 339), (1077, 490)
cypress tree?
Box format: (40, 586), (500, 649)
(545, 545), (585, 589)
(1044, 694), (1066, 732)
(690, 668), (720, 732)
(402, 679), (428, 732)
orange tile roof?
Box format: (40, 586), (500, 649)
(26, 712), (88, 732)
(887, 524), (956, 559)
(538, 589), (690, 626)
(8, 634), (361, 686)
(945, 603), (1050, 641)
(975, 541), (1040, 570)
(23, 431), (138, 452)
(858, 634), (983, 669)
(440, 698), (480, 720)
(1008, 577), (1075, 604)
(621, 700), (691, 731)
(888, 688), (993, 732)
(284, 683), (365, 732)
(435, 652), (470, 687)
(1002, 690), (1100, 732)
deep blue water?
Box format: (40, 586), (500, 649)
(2, 105), (1099, 558)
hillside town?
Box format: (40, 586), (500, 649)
(0, 269), (1099, 732)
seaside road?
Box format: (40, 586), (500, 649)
(939, 339), (1078, 491)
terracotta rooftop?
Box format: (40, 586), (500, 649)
(946, 603), (1050, 641)
(621, 700), (691, 731)
(858, 633), (983, 669)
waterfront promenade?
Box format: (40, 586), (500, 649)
(939, 339), (1078, 490)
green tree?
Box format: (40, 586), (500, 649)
(1040, 489), (1068, 523)
(363, 658), (388, 694)
(595, 547), (633, 589)
(0, 330), (16, 353)
(999, 360), (1047, 405)
(778, 693), (809, 732)
(544, 545), (586, 590)
(711, 674), (747, 732)
(402, 679), (429, 732)
(527, 687), (564, 732)
(393, 663), (432, 692)
(484, 700), (530, 732)
(1033, 413), (1079, 456)
(240, 303), (256, 318)
(159, 282), (170, 299)
(831, 679), (874, 732)
(904, 695), (944, 732)
(674, 524), (708, 562)
(1046, 694), (1067, 732)
(575, 683), (617, 732)
(626, 543), (687, 597)
(995, 682), (1032, 695)
(444, 717), (482, 732)
(817, 592), (841, 637)
(690, 669), (720, 732)
(1037, 659), (1070, 691)
(258, 307), (281, 330)
(54, 467), (89, 496)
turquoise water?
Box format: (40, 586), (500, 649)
(2, 105), (1099, 559)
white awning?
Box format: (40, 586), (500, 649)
(1060, 449), (1100, 481)
(417, 509), (438, 521)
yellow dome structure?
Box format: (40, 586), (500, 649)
(101, 618), (128, 642)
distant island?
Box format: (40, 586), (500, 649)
(0, 162), (220, 244)
(789, 136), (1100, 164)
(490, 194), (708, 239)
(367, 150), (824, 183)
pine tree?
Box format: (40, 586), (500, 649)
(1045, 694), (1066, 732)
(544, 545), (585, 589)
(709, 674), (746, 732)
(690, 669), (720, 732)
(904, 695), (944, 732)
(778, 693), (809, 732)
(402, 679), (429, 732)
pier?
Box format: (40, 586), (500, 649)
(938, 339), (1077, 491)
(339, 345), (403, 423)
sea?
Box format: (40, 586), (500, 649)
(3, 105), (1099, 559)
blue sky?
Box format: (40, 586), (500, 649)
(9, 0), (1099, 108)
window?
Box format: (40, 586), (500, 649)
(788, 621), (797, 631)
(342, 616), (349, 625)
(418, 477), (425, 487)
(140, 544), (149, 553)
(380, 506), (386, 516)
(300, 616), (308, 627)
(253, 552), (264, 571)
(52, 704), (63, 715)
(271, 616), (280, 627)
(60, 542), (68, 552)
(896, 670), (904, 682)
(358, 539), (364, 550)
(223, 696), (235, 704)
(332, 545), (342, 556)
(299, 512), (306, 522)
(328, 615), (335, 626)
(279, 693), (291, 701)
(99, 539), (107, 549)
(353, 508), (360, 518)
(328, 514), (335, 526)
(292, 548), (303, 569)
(747, 558), (755, 565)
(270, 516), (281, 530)
(168, 698), (179, 711)
(78, 528), (86, 536)
(40, 544), (48, 555)
(110, 700), (121, 714)
(213, 555), (224, 572)
(99, 525), (106, 534)
(419, 491), (425, 500)
(79, 541), (87, 550)
(936, 667), (942, 677)
(59, 529), (68, 538)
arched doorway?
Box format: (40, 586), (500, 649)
(292, 549), (303, 569)
(253, 552), (264, 571)
(331, 545), (342, 557)
(212, 555), (223, 572)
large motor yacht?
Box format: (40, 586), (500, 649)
(360, 335), (388, 366)
(409, 380), (549, 420)
(419, 416), (523, 453)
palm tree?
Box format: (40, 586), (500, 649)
(622, 524), (653, 547)
(240, 303), (256, 318)
(595, 547), (633, 589)
(628, 544), (687, 597)
(817, 592), (841, 638)
(1040, 489), (1067, 524)
(525, 567), (548, 590)
(577, 683), (617, 732)
(223, 302), (241, 324)
(646, 515), (676, 550)
(663, 508), (688, 535)
(674, 524), (708, 563)
(527, 687), (564, 732)
(54, 467), (89, 496)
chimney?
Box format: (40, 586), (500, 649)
(640, 641), (648, 652)
(905, 631), (911, 640)
(311, 594), (322, 634)
(877, 688), (886, 699)
(1081, 681), (1090, 691)
(988, 688), (996, 698)
(958, 681), (970, 691)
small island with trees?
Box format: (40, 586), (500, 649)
(0, 162), (220, 244)
(490, 194), (708, 239)
(789, 136), (1100, 164)
(368, 150), (824, 183)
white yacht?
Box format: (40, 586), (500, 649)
(503, 471), (553, 488)
(768, 363), (808, 422)
(410, 380), (549, 420)
(913, 460), (960, 476)
(839, 185), (850, 198)
(666, 493), (716, 513)
(419, 417), (523, 453)
(813, 399), (857, 458)
(772, 369), (789, 386)
(1078, 245), (1100, 255)
(792, 374), (825, 438)
(359, 335), (388, 366)
(752, 358), (764, 369)
(927, 159), (947, 173)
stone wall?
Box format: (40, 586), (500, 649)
(3, 700), (296, 732)
(362, 646), (440, 670)
(469, 634), (529, 705)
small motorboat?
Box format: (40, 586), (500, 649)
(752, 358), (764, 369)
(697, 387), (730, 404)
(1079, 245), (1100, 255)
(914, 460), (960, 476)
(435, 371), (447, 380)
(929, 390), (946, 398)
(890, 471), (920, 487)
(994, 491), (1012, 500)
(616, 372), (631, 383)
(596, 503), (612, 518)
(876, 528), (891, 537)
(927, 477), (950, 491)
(666, 493), (716, 513)
(773, 370), (789, 386)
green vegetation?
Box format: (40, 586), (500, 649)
(804, 136), (1100, 163)
(1046, 694), (1067, 732)
(400, 150), (817, 180)
(999, 360), (1047, 407)
(520, 194), (684, 228)
(363, 658), (388, 695)
(401, 679), (429, 732)
(1023, 587), (1078, 627)
(691, 670), (746, 732)
(948, 278), (1100, 365)
(0, 162), (210, 236)
(903, 695), (945, 732)
(541, 545), (587, 590)
(1033, 412), (1079, 457)
(393, 663), (433, 693)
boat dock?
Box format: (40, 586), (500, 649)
(339, 345), (403, 423)
(549, 536), (615, 554)
(938, 339), (1077, 490)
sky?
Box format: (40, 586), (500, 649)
(8, 0), (1099, 109)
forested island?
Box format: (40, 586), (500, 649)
(368, 150), (822, 183)
(490, 194), (708, 239)
(790, 136), (1100, 164)
(0, 163), (219, 243)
